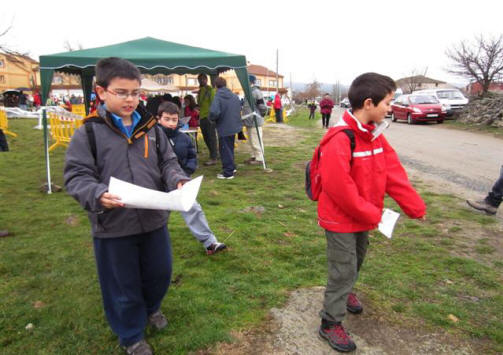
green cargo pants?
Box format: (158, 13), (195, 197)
(319, 230), (369, 323)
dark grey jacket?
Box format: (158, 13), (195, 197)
(64, 105), (187, 238)
(209, 87), (243, 137)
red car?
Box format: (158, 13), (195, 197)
(390, 94), (446, 124)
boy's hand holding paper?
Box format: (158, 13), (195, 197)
(108, 175), (203, 212)
(378, 208), (400, 239)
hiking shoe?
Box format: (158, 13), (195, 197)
(206, 242), (227, 255)
(148, 310), (168, 330)
(0, 230), (9, 238)
(204, 159), (217, 166)
(346, 292), (363, 314)
(319, 322), (356, 352)
(124, 339), (153, 355)
(244, 157), (256, 164)
(249, 160), (263, 165)
(217, 174), (234, 180)
(466, 199), (497, 215)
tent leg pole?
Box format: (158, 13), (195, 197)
(253, 114), (267, 170)
(43, 109), (52, 194)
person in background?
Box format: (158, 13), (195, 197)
(209, 77), (242, 180)
(308, 99), (317, 120)
(18, 91), (28, 110)
(273, 91), (283, 123)
(242, 75), (267, 165)
(157, 101), (227, 255)
(319, 93), (335, 128)
(183, 94), (199, 128)
(197, 74), (219, 166)
(467, 166), (503, 215)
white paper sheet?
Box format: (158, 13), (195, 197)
(378, 208), (400, 239)
(108, 176), (203, 212)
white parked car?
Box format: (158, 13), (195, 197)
(412, 89), (468, 116)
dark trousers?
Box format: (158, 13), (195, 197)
(309, 110), (315, 119)
(218, 135), (236, 177)
(486, 165), (503, 207)
(199, 117), (218, 160)
(0, 129), (8, 151)
(320, 230), (369, 323)
(93, 225), (172, 346)
(322, 113), (331, 128)
(275, 108), (283, 123)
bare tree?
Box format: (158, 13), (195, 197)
(63, 40), (84, 52)
(304, 80), (321, 100)
(0, 21), (29, 59)
(446, 34), (503, 96)
(403, 67), (428, 93)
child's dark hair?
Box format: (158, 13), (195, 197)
(157, 101), (180, 117)
(348, 72), (396, 110)
(95, 57), (141, 88)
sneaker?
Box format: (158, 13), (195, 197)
(206, 242), (227, 255)
(124, 339), (153, 355)
(148, 310), (168, 330)
(466, 199), (497, 215)
(319, 321), (356, 352)
(217, 174), (234, 180)
(204, 159), (217, 166)
(346, 292), (363, 314)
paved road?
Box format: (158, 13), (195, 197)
(329, 107), (502, 199)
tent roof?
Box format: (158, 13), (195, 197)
(39, 37), (247, 75)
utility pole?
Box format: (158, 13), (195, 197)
(276, 48), (279, 92)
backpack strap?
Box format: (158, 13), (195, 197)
(153, 124), (163, 170)
(84, 116), (105, 163)
(317, 128), (356, 164)
(342, 129), (356, 165)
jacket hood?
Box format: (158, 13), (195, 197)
(216, 87), (234, 99)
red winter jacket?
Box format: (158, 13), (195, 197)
(317, 110), (426, 233)
(319, 98), (334, 115)
(273, 94), (282, 109)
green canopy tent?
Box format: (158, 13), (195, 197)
(39, 37), (264, 193)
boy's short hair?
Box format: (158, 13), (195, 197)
(348, 72), (396, 110)
(157, 101), (180, 117)
(95, 57), (141, 88)
(215, 77), (226, 88)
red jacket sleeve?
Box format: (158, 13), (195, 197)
(381, 136), (426, 218)
(320, 134), (382, 225)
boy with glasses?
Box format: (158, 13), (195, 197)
(64, 57), (188, 355)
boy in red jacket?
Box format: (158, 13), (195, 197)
(317, 73), (426, 352)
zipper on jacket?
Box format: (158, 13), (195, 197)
(126, 144), (146, 233)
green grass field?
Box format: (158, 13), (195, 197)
(0, 111), (501, 353)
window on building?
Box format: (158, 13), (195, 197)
(256, 79), (262, 85)
(0, 75), (5, 83)
(53, 76), (63, 85)
(187, 78), (198, 86)
(167, 76), (174, 85)
(269, 80), (277, 87)
(0, 59), (5, 68)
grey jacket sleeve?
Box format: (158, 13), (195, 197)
(156, 128), (190, 191)
(64, 127), (108, 213)
(208, 94), (221, 123)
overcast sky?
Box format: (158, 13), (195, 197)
(2, 0), (502, 86)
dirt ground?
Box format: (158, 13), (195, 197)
(204, 287), (476, 355)
(198, 117), (501, 354)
